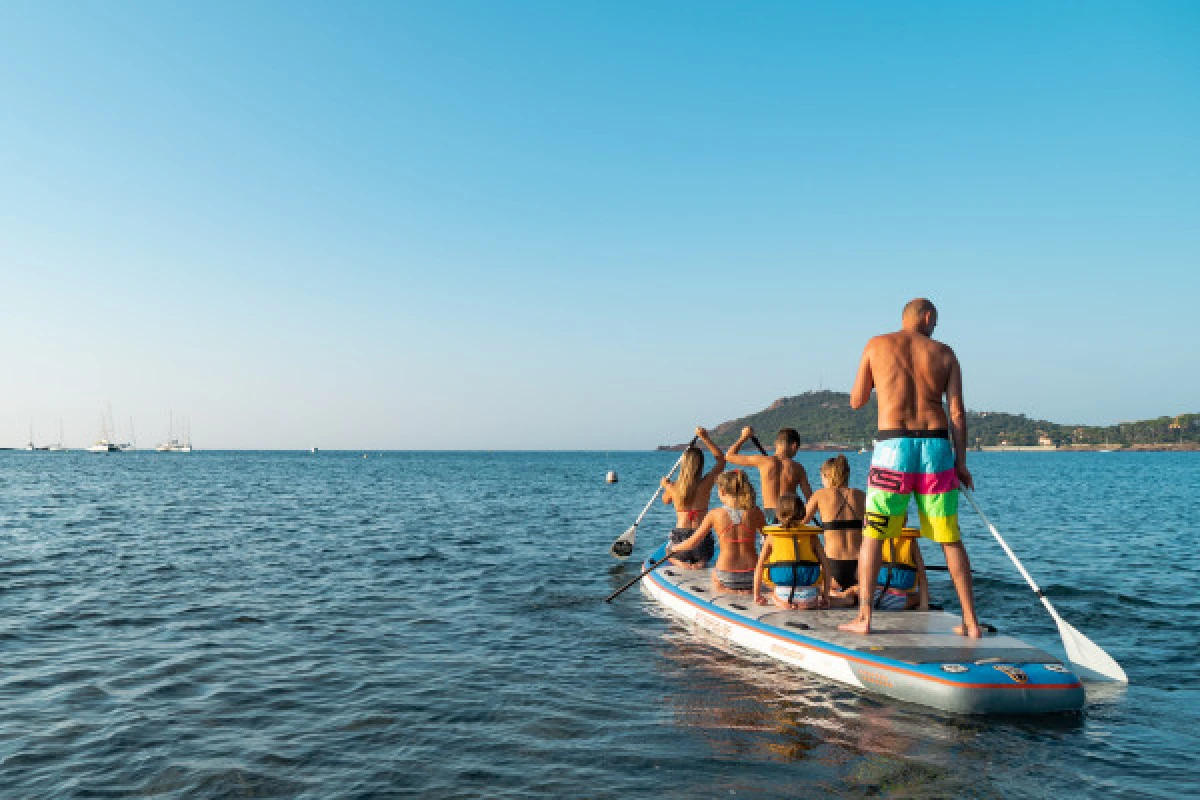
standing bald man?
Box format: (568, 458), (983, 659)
(839, 298), (982, 638)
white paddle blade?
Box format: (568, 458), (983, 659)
(610, 526), (637, 559)
(1057, 617), (1128, 683)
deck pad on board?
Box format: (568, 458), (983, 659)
(659, 565), (1057, 666)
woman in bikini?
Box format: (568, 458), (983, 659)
(662, 427), (725, 569)
(800, 454), (865, 601)
(668, 470), (763, 594)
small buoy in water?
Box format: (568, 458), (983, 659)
(606, 470), (618, 483)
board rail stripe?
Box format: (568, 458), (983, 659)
(646, 564), (1083, 692)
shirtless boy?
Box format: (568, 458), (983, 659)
(837, 298), (983, 638)
(725, 426), (813, 523)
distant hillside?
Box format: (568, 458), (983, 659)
(660, 390), (1199, 450)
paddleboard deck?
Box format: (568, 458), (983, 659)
(642, 543), (1085, 715)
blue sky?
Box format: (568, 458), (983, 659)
(1, 2), (1196, 449)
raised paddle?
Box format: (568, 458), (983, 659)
(605, 552), (673, 603)
(609, 437), (698, 559)
(962, 488), (1128, 683)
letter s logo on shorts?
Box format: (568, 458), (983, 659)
(868, 467), (903, 492)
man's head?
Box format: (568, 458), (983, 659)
(902, 298), (938, 336)
(775, 428), (800, 457)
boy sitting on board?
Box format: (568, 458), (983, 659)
(872, 528), (931, 611)
(725, 426), (813, 524)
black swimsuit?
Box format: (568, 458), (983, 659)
(821, 489), (864, 589)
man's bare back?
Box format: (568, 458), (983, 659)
(855, 331), (956, 432)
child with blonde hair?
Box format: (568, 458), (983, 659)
(753, 494), (836, 610)
(801, 454), (866, 599)
(668, 470), (764, 593)
(662, 427), (725, 569)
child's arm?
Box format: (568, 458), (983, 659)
(753, 542), (771, 605)
(660, 480), (675, 506)
(695, 426), (726, 470)
(913, 543), (930, 611)
(814, 538), (833, 608)
(800, 491), (823, 526)
(669, 510), (716, 554)
(798, 467), (814, 503)
(724, 427), (767, 468)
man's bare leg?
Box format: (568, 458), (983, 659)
(942, 541), (982, 638)
(839, 537), (883, 634)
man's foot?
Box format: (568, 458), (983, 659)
(953, 623), (984, 638)
(838, 617), (873, 634)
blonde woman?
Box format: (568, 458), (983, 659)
(669, 470), (764, 593)
(662, 427), (725, 569)
(801, 454), (865, 597)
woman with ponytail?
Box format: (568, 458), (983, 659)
(801, 454), (866, 599)
(662, 426), (725, 568)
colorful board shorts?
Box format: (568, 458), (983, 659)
(866, 432), (961, 543)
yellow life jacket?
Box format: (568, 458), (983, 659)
(877, 530), (920, 593)
(761, 525), (822, 588)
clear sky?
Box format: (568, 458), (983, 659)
(1, 2), (1197, 449)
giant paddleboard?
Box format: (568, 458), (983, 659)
(641, 540), (1085, 715)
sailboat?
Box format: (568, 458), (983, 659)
(156, 412), (193, 453)
(47, 420), (67, 452)
(117, 417), (136, 451)
(23, 424), (35, 451)
(87, 407), (121, 453)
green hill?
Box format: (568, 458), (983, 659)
(660, 390), (1199, 450)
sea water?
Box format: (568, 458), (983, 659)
(0, 451), (1196, 798)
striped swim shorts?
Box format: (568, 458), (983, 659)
(865, 431), (961, 544)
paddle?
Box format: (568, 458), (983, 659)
(605, 552), (672, 603)
(609, 437), (698, 559)
(962, 489), (1128, 683)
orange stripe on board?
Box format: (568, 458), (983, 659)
(649, 573), (1082, 692)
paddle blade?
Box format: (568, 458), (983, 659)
(610, 526), (637, 559)
(1056, 617), (1128, 683)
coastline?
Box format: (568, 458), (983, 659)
(656, 442), (1200, 453)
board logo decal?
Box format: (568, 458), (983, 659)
(1044, 664), (1070, 673)
(941, 664), (969, 674)
(993, 665), (1029, 683)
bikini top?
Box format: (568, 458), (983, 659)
(720, 505), (756, 544)
(820, 488), (865, 531)
(677, 507), (706, 525)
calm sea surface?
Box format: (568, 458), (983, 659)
(0, 450), (1197, 798)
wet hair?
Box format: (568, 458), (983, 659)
(903, 297), (937, 323)
(821, 454), (850, 488)
(717, 470), (756, 511)
(775, 428), (800, 448)
(672, 446), (704, 506)
(776, 494), (803, 528)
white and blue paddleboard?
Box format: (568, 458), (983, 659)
(642, 541), (1085, 715)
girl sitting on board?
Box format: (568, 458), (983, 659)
(800, 454), (866, 601)
(873, 529), (931, 611)
(668, 470), (763, 594)
(662, 426), (725, 569)
(753, 494), (838, 610)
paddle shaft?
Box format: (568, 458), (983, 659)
(961, 489), (1068, 626)
(628, 436), (700, 529)
(605, 554), (671, 603)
